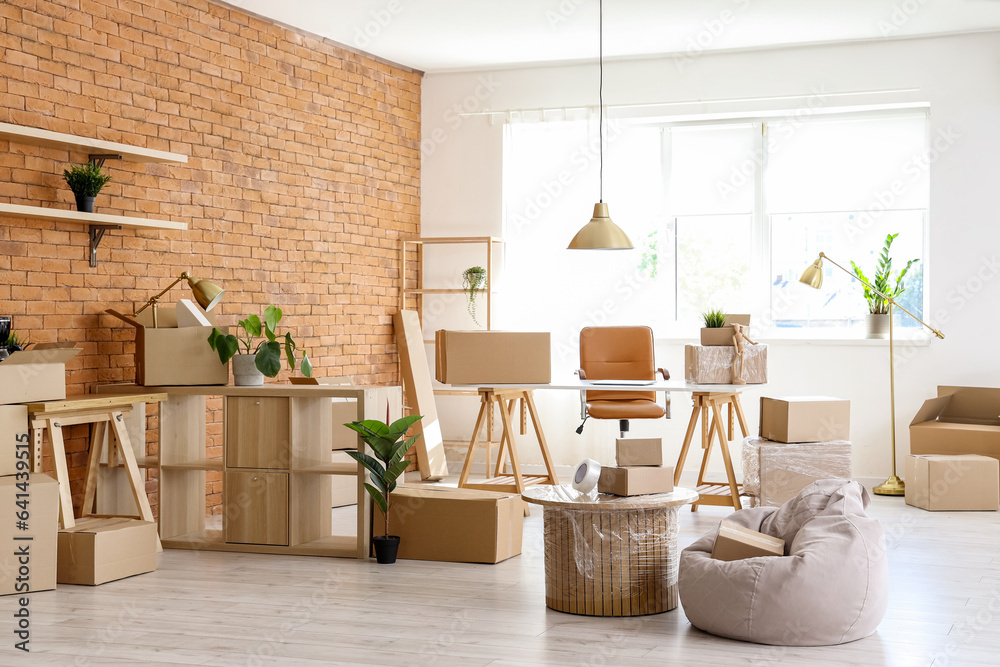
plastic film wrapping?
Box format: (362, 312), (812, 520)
(685, 344), (767, 384)
(742, 436), (852, 507)
(539, 501), (682, 616)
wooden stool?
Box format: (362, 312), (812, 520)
(28, 393), (167, 531)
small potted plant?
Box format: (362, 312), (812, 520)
(343, 414), (422, 564)
(62, 161), (112, 213)
(462, 266), (487, 326)
(850, 233), (919, 339)
(700, 309), (751, 346)
(207, 305), (312, 385)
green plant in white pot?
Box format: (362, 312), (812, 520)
(207, 305), (312, 385)
(850, 233), (918, 339)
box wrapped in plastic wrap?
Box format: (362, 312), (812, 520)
(742, 436), (852, 507)
(523, 484), (698, 616)
(685, 344), (767, 384)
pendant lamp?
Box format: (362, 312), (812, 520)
(567, 0), (633, 250)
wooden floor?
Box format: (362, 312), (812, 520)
(4, 490), (1000, 666)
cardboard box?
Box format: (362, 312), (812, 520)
(331, 451), (358, 507)
(700, 314), (751, 346)
(0, 344), (80, 405)
(374, 486), (523, 563)
(905, 455), (999, 511)
(1, 474), (58, 596)
(598, 466), (675, 496)
(615, 438), (663, 466)
(57, 517), (157, 585)
(106, 309), (229, 386)
(0, 406), (29, 476)
(760, 396), (851, 443)
(742, 437), (853, 507)
(910, 386), (1000, 463)
(435, 330), (551, 385)
(711, 521), (785, 561)
(684, 344), (767, 384)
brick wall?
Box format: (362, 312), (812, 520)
(0, 0), (421, 517)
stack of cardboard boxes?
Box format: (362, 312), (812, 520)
(686, 316), (767, 384)
(743, 397), (853, 507)
(598, 438), (675, 496)
(905, 386), (1000, 511)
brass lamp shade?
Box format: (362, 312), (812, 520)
(799, 257), (824, 289)
(568, 203), (634, 250)
(187, 275), (225, 311)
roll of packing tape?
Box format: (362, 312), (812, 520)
(572, 458), (602, 493)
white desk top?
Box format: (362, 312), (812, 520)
(448, 380), (762, 393)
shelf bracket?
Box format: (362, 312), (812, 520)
(89, 225), (121, 267)
(88, 153), (122, 168)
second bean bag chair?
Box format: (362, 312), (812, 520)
(678, 479), (888, 646)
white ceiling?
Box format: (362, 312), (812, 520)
(225, 0), (1000, 72)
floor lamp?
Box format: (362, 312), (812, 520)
(799, 252), (944, 496)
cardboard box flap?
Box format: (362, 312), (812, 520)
(2, 345), (81, 365)
(61, 516), (148, 534)
(937, 386), (1000, 422)
(910, 396), (952, 427)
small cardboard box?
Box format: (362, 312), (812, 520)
(106, 309), (229, 386)
(742, 437), (853, 507)
(598, 466), (674, 496)
(700, 314), (751, 346)
(616, 438), (664, 466)
(904, 455), (999, 511)
(435, 330), (551, 385)
(374, 486), (523, 563)
(0, 406), (29, 477)
(712, 521), (785, 561)
(57, 517), (157, 585)
(910, 386), (1000, 463)
(0, 344), (80, 405)
(684, 344), (767, 384)
(760, 396), (851, 443)
(1, 474), (59, 596)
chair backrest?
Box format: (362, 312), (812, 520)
(580, 326), (657, 403)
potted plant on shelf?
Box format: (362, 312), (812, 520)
(700, 309), (751, 346)
(207, 305), (312, 385)
(343, 414), (422, 564)
(62, 161), (112, 213)
(850, 233), (919, 339)
(462, 266), (487, 326)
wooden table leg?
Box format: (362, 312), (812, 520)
(728, 402), (734, 441)
(46, 422), (76, 529)
(32, 427), (43, 474)
(82, 420), (107, 517)
(673, 396), (702, 486)
(108, 411), (155, 523)
(711, 399), (742, 510)
(496, 398), (530, 516)
(459, 395), (489, 486)
(733, 394), (750, 438)
(493, 397), (517, 477)
(525, 391), (559, 485)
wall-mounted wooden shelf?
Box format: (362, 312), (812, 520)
(0, 121), (188, 163)
(0, 202), (186, 231)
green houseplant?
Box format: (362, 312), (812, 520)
(207, 305), (312, 386)
(462, 266), (487, 326)
(850, 233), (919, 339)
(343, 414), (422, 564)
(701, 308), (727, 329)
(699, 308), (751, 346)
(62, 161), (112, 213)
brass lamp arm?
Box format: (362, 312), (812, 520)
(818, 252), (944, 339)
(135, 272), (189, 316)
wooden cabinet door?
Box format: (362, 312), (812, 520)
(226, 397), (290, 469)
(224, 471), (288, 545)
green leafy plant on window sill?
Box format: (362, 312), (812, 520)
(638, 230), (660, 278)
(850, 233), (919, 315)
(207, 305), (312, 377)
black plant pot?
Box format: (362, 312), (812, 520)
(373, 535), (400, 564)
(75, 195), (96, 213)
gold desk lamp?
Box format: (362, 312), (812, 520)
(135, 272), (225, 328)
(799, 252), (944, 495)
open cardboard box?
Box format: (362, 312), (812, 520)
(910, 386), (1000, 463)
(700, 314), (751, 346)
(106, 307), (228, 386)
(0, 343), (80, 405)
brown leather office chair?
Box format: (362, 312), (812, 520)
(577, 326), (670, 436)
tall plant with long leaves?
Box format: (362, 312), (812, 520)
(850, 233), (919, 315)
(343, 415), (422, 539)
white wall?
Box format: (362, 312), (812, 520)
(420, 32), (1000, 483)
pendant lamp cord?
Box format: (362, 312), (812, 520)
(599, 0), (604, 203)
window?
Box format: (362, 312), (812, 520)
(502, 109), (929, 338)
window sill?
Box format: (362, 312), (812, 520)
(656, 334), (933, 347)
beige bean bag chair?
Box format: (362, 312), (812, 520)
(679, 480), (888, 645)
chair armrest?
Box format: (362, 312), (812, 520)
(576, 369), (587, 380)
(658, 367), (670, 380)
